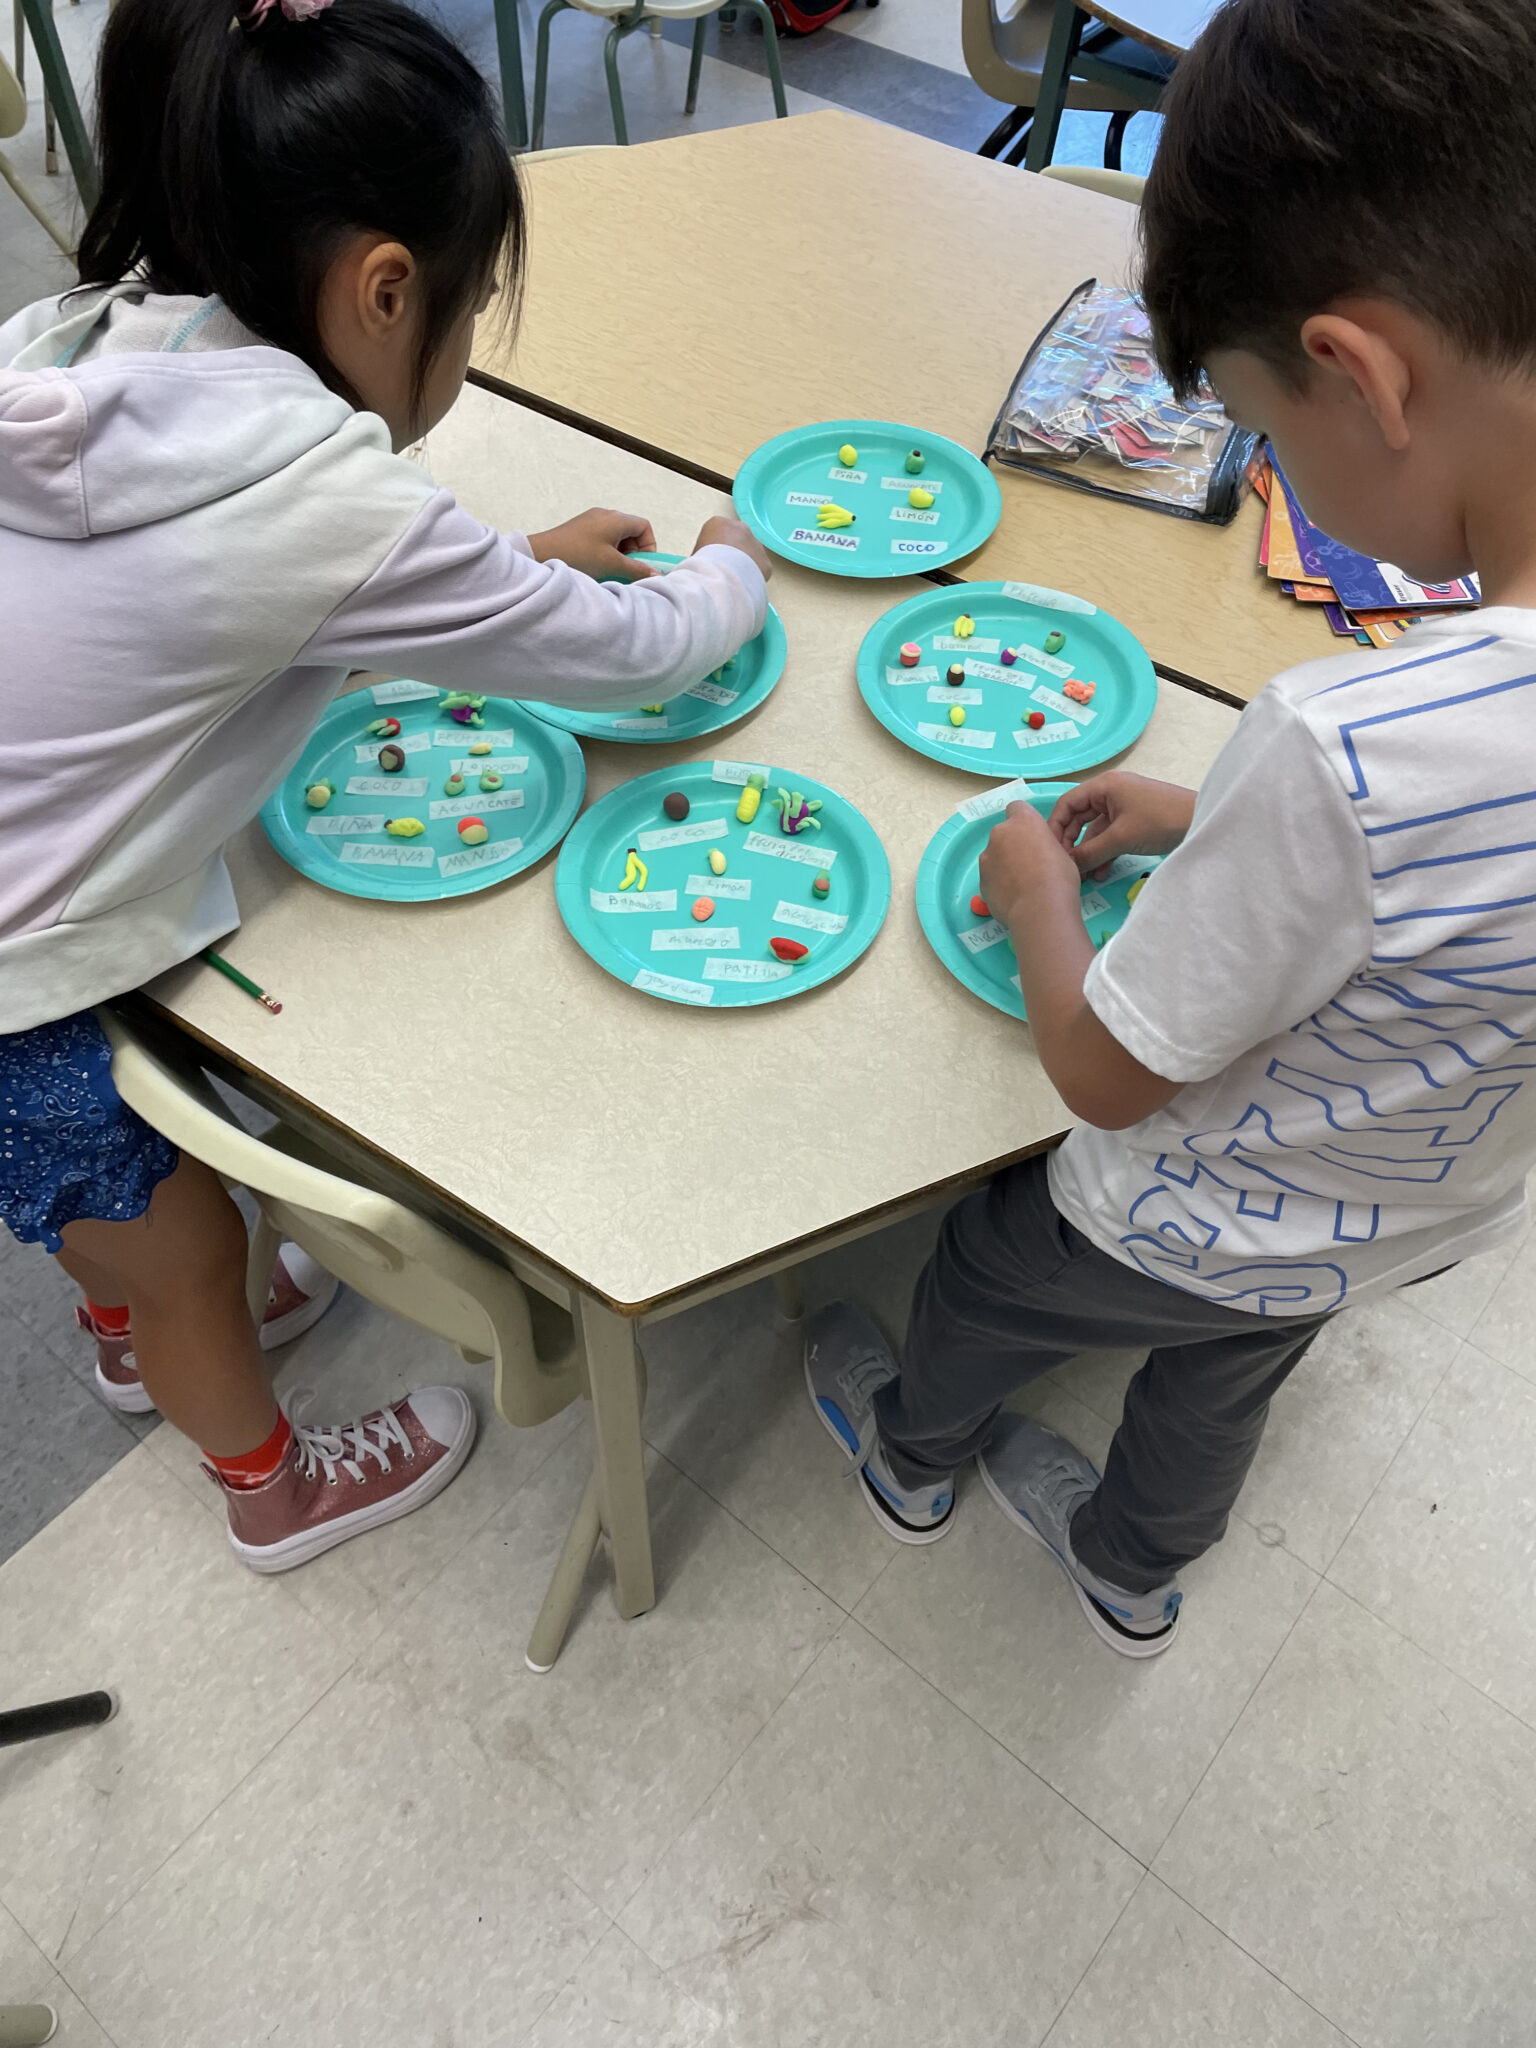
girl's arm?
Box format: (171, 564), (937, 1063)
(290, 490), (769, 709)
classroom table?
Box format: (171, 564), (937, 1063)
(475, 110), (1325, 704)
(137, 389), (1240, 1664)
(1024, 0), (1218, 171)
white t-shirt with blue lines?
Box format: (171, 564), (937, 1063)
(1050, 611), (1535, 1315)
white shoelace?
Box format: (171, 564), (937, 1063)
(283, 1388), (414, 1487)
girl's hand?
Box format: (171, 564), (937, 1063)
(529, 508), (659, 579)
(692, 515), (773, 580)
(978, 800), (1083, 927)
(1048, 773), (1197, 880)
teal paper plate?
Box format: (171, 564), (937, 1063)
(733, 418), (1001, 578)
(916, 779), (1162, 1021)
(856, 579), (1157, 778)
(556, 758), (891, 1008)
(260, 681), (585, 901)
(514, 554), (787, 744)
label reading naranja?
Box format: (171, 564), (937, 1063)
(916, 722), (997, 751)
(369, 679), (439, 704)
(712, 759), (772, 786)
(742, 830), (836, 870)
(686, 874), (751, 900)
(438, 838), (524, 878)
(340, 841), (436, 869)
(1032, 683), (1095, 725)
(890, 507), (940, 526)
(932, 635), (1002, 655)
(773, 900), (847, 935)
(791, 527), (859, 551)
(650, 927), (741, 952)
(354, 732), (431, 762)
(703, 958), (792, 983)
(956, 778), (1033, 823)
(886, 664), (940, 687)
(1002, 580), (1097, 615)
(428, 791), (525, 820)
(685, 680), (739, 706)
(926, 685), (983, 706)
(633, 968), (713, 1004)
(958, 918), (1011, 954)
(1013, 722), (1079, 750)
(346, 775), (429, 798)
(589, 888), (678, 913)
(449, 755), (528, 775)
(305, 813), (387, 836)
(636, 817), (728, 853)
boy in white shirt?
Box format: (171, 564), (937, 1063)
(808, 0), (1536, 1654)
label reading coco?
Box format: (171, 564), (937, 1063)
(633, 968), (713, 1005)
(891, 539), (947, 557)
(742, 830), (836, 870)
(926, 685), (983, 706)
(774, 900), (847, 935)
(346, 774), (429, 797)
(636, 817), (728, 853)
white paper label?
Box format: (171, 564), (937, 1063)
(434, 728), (518, 750)
(1079, 890), (1110, 920)
(785, 491), (833, 508)
(959, 918), (1011, 953)
(702, 958), (792, 983)
(1102, 855), (1151, 882)
(685, 679), (739, 706)
(449, 755), (528, 775)
(1010, 973), (1022, 993)
(634, 968), (713, 1004)
(651, 927), (741, 952)
(1013, 643), (1074, 679)
(305, 813), (387, 836)
(742, 830), (836, 870)
(880, 475), (943, 494)
(1013, 721), (1079, 749)
(340, 841), (436, 869)
(773, 899), (847, 935)
(438, 837), (524, 877)
(886, 664), (940, 686)
(933, 635), (1002, 655)
(370, 679), (438, 704)
(712, 759), (771, 786)
(1003, 580), (1097, 615)
(890, 506), (940, 526)
(791, 527), (859, 552)
(891, 539), (947, 557)
(827, 466), (866, 484)
(429, 791), (525, 819)
(956, 778), (1034, 823)
(636, 817), (728, 853)
(917, 722), (997, 750)
(354, 732), (431, 763)
(612, 717), (670, 732)
(589, 888), (678, 913)
(1033, 684), (1094, 724)
(964, 660), (1020, 685)
(926, 685), (984, 706)
(686, 874), (750, 899)
(346, 775), (429, 797)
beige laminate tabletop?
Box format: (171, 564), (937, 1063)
(145, 389), (1239, 1314)
(474, 110), (1326, 705)
(1087, 0), (1216, 58)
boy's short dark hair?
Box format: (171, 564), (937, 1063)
(1140, 0), (1536, 398)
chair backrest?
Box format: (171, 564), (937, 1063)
(1040, 163), (1146, 204)
(961, 0), (1144, 112)
(98, 1008), (581, 1424)
(0, 53), (27, 142)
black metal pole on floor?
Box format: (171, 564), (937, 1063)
(0, 1691), (116, 1749)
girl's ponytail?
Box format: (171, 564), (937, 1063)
(78, 0), (523, 421)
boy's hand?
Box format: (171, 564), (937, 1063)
(1049, 773), (1197, 880)
(979, 800), (1083, 926)
(692, 515), (774, 580)
(529, 508), (659, 579)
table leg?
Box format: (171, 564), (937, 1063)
(493, 0), (528, 150)
(579, 1295), (654, 1621)
(17, 0), (95, 209)
(525, 1468), (601, 1672)
(1023, 0), (1085, 174)
(773, 1266), (804, 1323)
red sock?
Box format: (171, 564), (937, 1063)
(207, 1412), (293, 1490)
(85, 1298), (132, 1336)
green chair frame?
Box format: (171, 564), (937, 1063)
(531, 0), (786, 151)
(15, 0), (94, 210)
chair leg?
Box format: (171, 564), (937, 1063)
(773, 1265), (804, 1323)
(493, 0), (528, 149)
(1023, 0), (1085, 172)
(580, 1297), (653, 1620)
(246, 1212), (281, 1327)
(1103, 106), (1131, 170)
(530, 0), (573, 151)
(0, 2007), (59, 2048)
(525, 1469), (601, 1672)
(738, 0), (787, 118)
(685, 13), (706, 117)
(16, 0), (95, 206)
(0, 149), (71, 253)
(977, 104), (1030, 160)
(602, 14), (643, 146)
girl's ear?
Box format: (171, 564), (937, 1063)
(352, 237), (417, 340)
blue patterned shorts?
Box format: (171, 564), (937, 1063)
(0, 1010), (181, 1254)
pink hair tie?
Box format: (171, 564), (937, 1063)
(247, 0), (335, 22)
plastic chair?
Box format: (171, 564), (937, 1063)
(1040, 161), (1145, 203)
(0, 46), (69, 252)
(962, 0), (1166, 168)
(531, 0), (786, 149)
(96, 1007), (615, 1671)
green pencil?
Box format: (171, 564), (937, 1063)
(201, 948), (282, 1014)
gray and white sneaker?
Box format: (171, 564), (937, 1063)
(977, 1415), (1181, 1657)
(804, 1302), (955, 1545)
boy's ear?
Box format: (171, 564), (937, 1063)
(1299, 312), (1413, 452)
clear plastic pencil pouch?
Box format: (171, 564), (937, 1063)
(986, 279), (1259, 524)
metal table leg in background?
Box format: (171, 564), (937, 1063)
(17, 0), (95, 210)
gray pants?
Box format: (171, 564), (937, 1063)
(875, 1155), (1331, 1594)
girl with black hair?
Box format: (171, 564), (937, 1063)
(0, 0), (771, 1572)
